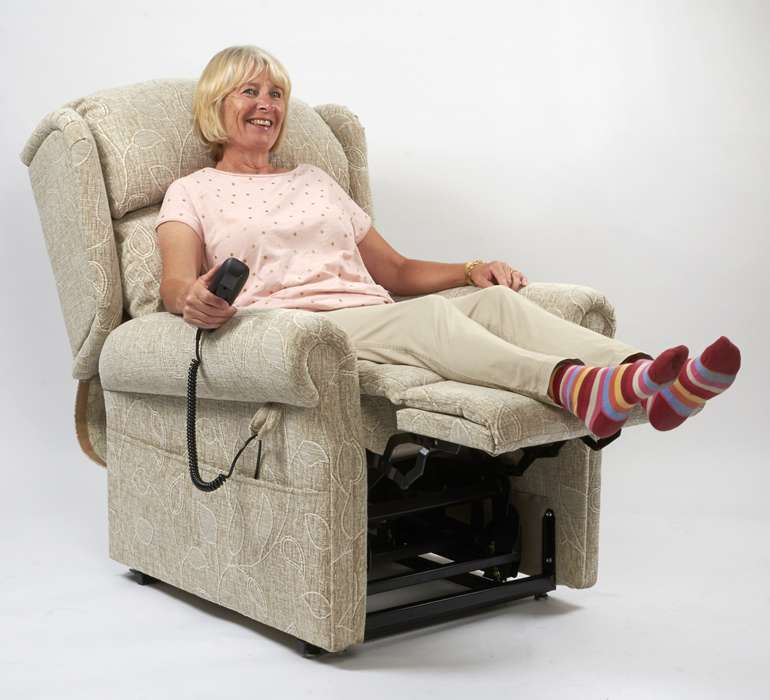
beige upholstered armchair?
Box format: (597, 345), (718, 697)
(21, 79), (650, 656)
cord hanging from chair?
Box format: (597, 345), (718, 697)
(187, 328), (262, 492)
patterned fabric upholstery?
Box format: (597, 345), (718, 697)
(21, 79), (623, 652)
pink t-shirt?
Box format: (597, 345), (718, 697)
(154, 163), (395, 311)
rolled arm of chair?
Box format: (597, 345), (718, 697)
(98, 306), (357, 407)
(517, 282), (619, 338)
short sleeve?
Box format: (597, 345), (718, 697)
(155, 179), (203, 241)
(347, 198), (373, 244)
(319, 168), (373, 244)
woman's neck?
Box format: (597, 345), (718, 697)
(215, 151), (276, 175)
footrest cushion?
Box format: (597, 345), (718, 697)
(397, 381), (648, 454)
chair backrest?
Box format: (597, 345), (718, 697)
(21, 78), (374, 381)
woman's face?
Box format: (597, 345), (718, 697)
(220, 70), (286, 154)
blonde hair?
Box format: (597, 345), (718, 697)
(192, 45), (292, 163)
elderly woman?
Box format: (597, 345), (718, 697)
(156, 45), (740, 439)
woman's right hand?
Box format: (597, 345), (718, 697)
(182, 264), (238, 330)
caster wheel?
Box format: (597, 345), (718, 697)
(534, 592), (549, 600)
(129, 568), (159, 586)
(301, 642), (327, 658)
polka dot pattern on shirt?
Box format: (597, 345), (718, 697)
(154, 163), (392, 312)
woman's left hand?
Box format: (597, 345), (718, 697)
(470, 261), (528, 291)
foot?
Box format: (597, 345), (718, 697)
(641, 336), (741, 431)
(549, 345), (689, 438)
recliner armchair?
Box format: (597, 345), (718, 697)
(21, 78), (650, 655)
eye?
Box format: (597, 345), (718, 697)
(243, 87), (256, 95)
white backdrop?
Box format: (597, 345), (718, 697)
(2, 1), (768, 697)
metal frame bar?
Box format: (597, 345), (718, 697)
(364, 509), (555, 640)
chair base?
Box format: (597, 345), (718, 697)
(127, 504), (555, 657)
(127, 430), (574, 657)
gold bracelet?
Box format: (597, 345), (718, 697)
(464, 259), (485, 285)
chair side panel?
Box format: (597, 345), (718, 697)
(510, 440), (601, 589)
(104, 332), (366, 651)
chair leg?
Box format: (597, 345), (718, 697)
(129, 568), (159, 586)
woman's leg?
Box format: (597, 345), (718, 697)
(446, 286), (652, 367)
(444, 286), (654, 402)
(321, 294), (588, 407)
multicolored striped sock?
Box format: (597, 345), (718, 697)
(549, 345), (689, 438)
(641, 336), (741, 431)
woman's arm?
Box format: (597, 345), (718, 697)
(157, 221), (204, 314)
(357, 225), (465, 295)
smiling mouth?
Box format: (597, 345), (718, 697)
(246, 118), (273, 131)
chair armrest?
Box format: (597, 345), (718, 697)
(517, 282), (619, 338)
(393, 282), (619, 339)
(98, 307), (355, 406)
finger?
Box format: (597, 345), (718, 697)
(186, 298), (231, 321)
(199, 303), (232, 321)
(185, 315), (218, 330)
(195, 284), (231, 309)
(498, 264), (513, 288)
(201, 263), (221, 281)
(488, 263), (504, 286)
(191, 297), (227, 316)
(496, 265), (511, 287)
(191, 310), (228, 329)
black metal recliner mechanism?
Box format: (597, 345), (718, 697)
(301, 428), (620, 656)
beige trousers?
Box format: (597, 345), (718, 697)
(320, 285), (652, 408)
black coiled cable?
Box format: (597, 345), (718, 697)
(187, 328), (262, 492)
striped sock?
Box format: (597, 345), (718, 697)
(549, 345), (689, 438)
(641, 336), (741, 431)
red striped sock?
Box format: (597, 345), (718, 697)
(641, 336), (741, 431)
(549, 345), (689, 438)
